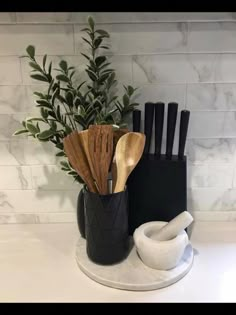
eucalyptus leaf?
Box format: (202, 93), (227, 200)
(88, 16), (95, 30)
(26, 45), (35, 59)
(56, 151), (66, 157)
(43, 54), (47, 69)
(37, 129), (55, 140)
(13, 129), (28, 136)
(56, 74), (70, 83)
(29, 62), (42, 72)
(95, 29), (109, 37)
(60, 161), (70, 169)
(123, 94), (129, 107)
(30, 74), (48, 82)
(95, 56), (106, 67)
(26, 122), (38, 135)
(59, 60), (68, 72)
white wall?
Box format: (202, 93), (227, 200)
(1, 12), (236, 223)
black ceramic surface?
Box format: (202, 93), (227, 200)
(178, 110), (190, 160)
(77, 187), (85, 239)
(127, 154), (187, 235)
(83, 189), (129, 265)
(166, 102), (178, 159)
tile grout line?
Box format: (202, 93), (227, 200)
(72, 24), (76, 55)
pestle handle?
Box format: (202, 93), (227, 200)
(154, 211), (193, 241)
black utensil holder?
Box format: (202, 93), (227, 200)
(127, 154), (187, 235)
(83, 188), (129, 265)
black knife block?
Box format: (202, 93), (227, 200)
(127, 154), (187, 235)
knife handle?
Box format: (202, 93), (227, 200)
(178, 110), (190, 160)
(154, 102), (165, 158)
(144, 102), (155, 155)
(166, 102), (178, 159)
(132, 110), (141, 132)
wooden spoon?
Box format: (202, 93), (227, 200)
(111, 128), (129, 192)
(113, 132), (146, 193)
(63, 131), (98, 193)
(88, 125), (113, 195)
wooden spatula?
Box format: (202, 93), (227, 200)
(63, 131), (98, 193)
(88, 125), (113, 195)
(113, 132), (146, 193)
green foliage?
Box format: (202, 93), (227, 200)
(14, 15), (140, 184)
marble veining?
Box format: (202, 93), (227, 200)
(0, 212), (76, 224)
(6, 140), (57, 165)
(188, 188), (236, 212)
(14, 12), (236, 24)
(0, 189), (78, 213)
(188, 164), (234, 188)
(75, 237), (194, 291)
(2, 14), (236, 223)
(31, 165), (81, 190)
(186, 83), (236, 111)
(186, 138), (236, 164)
(0, 25), (74, 56)
(75, 22), (188, 55)
(0, 114), (26, 140)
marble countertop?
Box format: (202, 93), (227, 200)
(0, 221), (236, 302)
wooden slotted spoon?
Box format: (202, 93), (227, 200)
(113, 132), (146, 193)
(63, 131), (98, 193)
(88, 125), (113, 195)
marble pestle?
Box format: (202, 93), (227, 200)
(153, 211), (194, 241)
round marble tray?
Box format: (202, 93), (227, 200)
(75, 237), (194, 291)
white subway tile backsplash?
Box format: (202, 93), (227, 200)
(0, 166), (32, 189)
(0, 142), (19, 165)
(0, 189), (78, 213)
(31, 165), (82, 190)
(133, 54), (192, 84)
(0, 212), (76, 224)
(186, 138), (236, 164)
(189, 22), (236, 53)
(188, 188), (236, 211)
(0, 57), (21, 85)
(0, 86), (31, 114)
(1, 14), (236, 222)
(16, 13), (74, 24)
(188, 164), (234, 188)
(188, 111), (236, 138)
(218, 54), (236, 82)
(0, 25), (74, 55)
(15, 12), (236, 24)
(0, 13), (16, 23)
(186, 83), (236, 111)
(0, 114), (26, 140)
(136, 84), (186, 107)
(188, 22), (224, 52)
(133, 53), (236, 85)
(9, 140), (57, 165)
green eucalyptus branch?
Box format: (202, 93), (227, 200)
(13, 15), (140, 184)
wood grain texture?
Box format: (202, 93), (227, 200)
(88, 125), (113, 195)
(114, 132), (146, 193)
(63, 132), (98, 193)
(112, 128), (129, 192)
